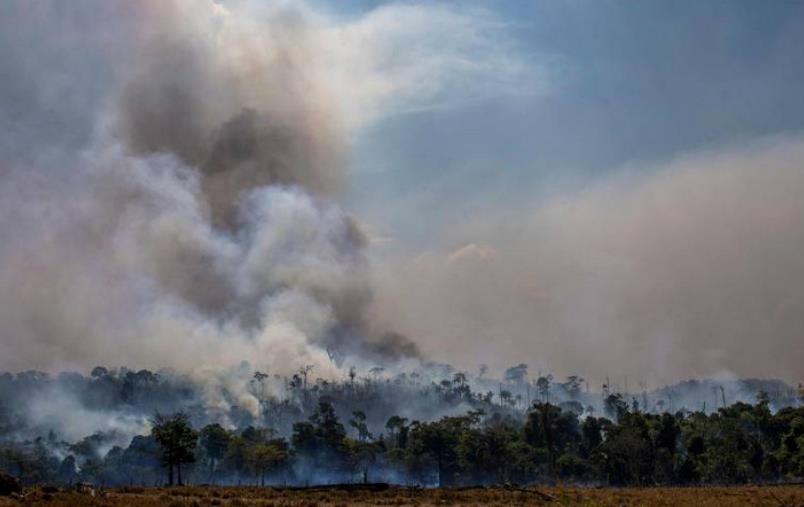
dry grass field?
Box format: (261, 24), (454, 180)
(2, 484), (804, 507)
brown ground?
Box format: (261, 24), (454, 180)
(1, 484), (803, 506)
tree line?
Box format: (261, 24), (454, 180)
(2, 395), (804, 487)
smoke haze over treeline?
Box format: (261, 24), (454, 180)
(377, 138), (804, 385)
(0, 0), (803, 417)
(1, 364), (801, 487)
(3, 0), (804, 491)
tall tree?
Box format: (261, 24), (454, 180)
(199, 423), (230, 484)
(151, 412), (198, 486)
(246, 441), (289, 486)
(349, 410), (372, 442)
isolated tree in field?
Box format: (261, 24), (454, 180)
(200, 423), (230, 483)
(151, 412), (198, 485)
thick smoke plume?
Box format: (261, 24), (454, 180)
(0, 0), (437, 387)
(114, 2), (346, 227)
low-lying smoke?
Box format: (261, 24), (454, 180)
(378, 137), (804, 386)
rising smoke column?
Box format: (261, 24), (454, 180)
(0, 0), (421, 384)
(105, 0), (418, 361)
(115, 1), (347, 226)
(0, 0), (542, 419)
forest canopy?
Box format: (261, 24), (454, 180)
(1, 366), (802, 487)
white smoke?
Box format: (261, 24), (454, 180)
(0, 0), (540, 425)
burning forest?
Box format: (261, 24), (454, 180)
(0, 364), (802, 487)
(2, 0), (804, 498)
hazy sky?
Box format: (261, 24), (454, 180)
(340, 0), (804, 244)
(2, 0), (804, 386)
(334, 1), (804, 384)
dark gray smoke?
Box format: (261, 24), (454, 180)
(115, 8), (346, 227)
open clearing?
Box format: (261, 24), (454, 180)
(2, 484), (804, 506)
